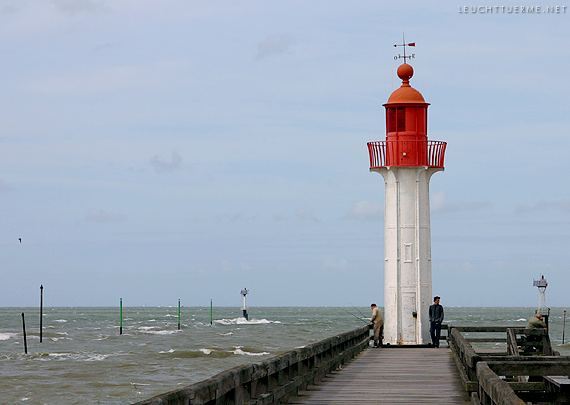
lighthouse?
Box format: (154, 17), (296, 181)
(367, 53), (446, 345)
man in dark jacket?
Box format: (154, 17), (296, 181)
(429, 296), (444, 347)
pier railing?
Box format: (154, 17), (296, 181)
(134, 325), (369, 405)
(448, 326), (570, 404)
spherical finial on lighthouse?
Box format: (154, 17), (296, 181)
(386, 63), (426, 104)
(397, 63), (414, 86)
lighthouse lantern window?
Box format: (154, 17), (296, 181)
(387, 107), (406, 132)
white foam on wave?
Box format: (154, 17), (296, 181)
(54, 319), (68, 323)
(215, 318), (281, 326)
(138, 326), (180, 335)
(85, 354), (111, 361)
(159, 349), (175, 354)
(200, 348), (214, 355)
(232, 346), (270, 356)
(47, 352), (114, 361)
(150, 329), (180, 335)
(0, 332), (17, 341)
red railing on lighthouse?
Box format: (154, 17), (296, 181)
(367, 140), (447, 169)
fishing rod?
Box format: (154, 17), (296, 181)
(350, 303), (368, 319)
(342, 308), (369, 324)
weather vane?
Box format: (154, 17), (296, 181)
(394, 34), (416, 63)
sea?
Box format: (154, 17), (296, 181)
(1, 306), (569, 405)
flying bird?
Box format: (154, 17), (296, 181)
(18, 238), (22, 243)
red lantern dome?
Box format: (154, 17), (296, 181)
(367, 63), (446, 169)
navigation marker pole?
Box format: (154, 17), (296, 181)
(22, 313), (28, 354)
(210, 299), (213, 326)
(120, 298), (123, 335)
(178, 299), (181, 330)
(39, 285), (43, 343)
(241, 288), (249, 320)
(562, 310), (566, 344)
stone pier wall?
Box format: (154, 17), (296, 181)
(134, 325), (370, 405)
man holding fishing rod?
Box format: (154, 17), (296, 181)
(370, 303), (384, 348)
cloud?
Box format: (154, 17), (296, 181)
(295, 208), (318, 221)
(515, 200), (570, 214)
(462, 262), (476, 274)
(345, 200), (383, 221)
(86, 209), (126, 223)
(52, 0), (106, 15)
(0, 179), (11, 192)
(150, 151), (182, 173)
(431, 191), (490, 214)
(26, 65), (151, 94)
(272, 214), (290, 221)
(323, 256), (349, 271)
(255, 34), (296, 60)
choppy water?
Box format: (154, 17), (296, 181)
(1, 306), (569, 404)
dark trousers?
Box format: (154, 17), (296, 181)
(373, 322), (383, 346)
(430, 321), (442, 347)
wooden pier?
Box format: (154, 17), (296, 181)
(135, 325), (570, 405)
(289, 347), (471, 404)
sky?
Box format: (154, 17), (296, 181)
(1, 0), (569, 308)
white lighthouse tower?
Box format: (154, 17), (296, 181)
(240, 288), (249, 320)
(533, 275), (548, 315)
(367, 53), (447, 345)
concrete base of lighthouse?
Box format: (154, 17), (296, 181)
(372, 165), (443, 345)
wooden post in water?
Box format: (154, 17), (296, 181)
(39, 285), (43, 343)
(178, 299), (181, 330)
(21, 313), (28, 354)
(120, 298), (123, 335)
(210, 299), (213, 326)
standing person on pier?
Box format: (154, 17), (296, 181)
(429, 296), (444, 347)
(370, 304), (383, 348)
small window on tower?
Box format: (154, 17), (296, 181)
(397, 107), (406, 131)
(387, 108), (396, 132)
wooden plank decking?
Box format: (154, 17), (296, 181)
(289, 347), (471, 404)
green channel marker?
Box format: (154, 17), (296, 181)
(120, 298), (123, 335)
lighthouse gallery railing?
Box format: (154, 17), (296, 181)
(367, 140), (447, 169)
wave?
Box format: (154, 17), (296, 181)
(158, 346), (271, 359)
(214, 318), (281, 325)
(1, 352), (118, 362)
(232, 346), (270, 356)
(0, 332), (17, 341)
(137, 326), (181, 335)
(47, 352), (116, 361)
(159, 349), (233, 359)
